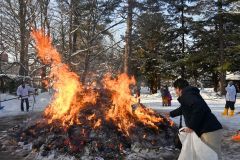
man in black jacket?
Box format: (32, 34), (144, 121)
(170, 78), (223, 159)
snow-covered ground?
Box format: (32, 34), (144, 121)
(0, 87), (239, 131)
(140, 87), (240, 160)
(0, 87), (239, 160)
(140, 87), (240, 131)
(0, 92), (51, 118)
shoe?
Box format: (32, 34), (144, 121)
(229, 110), (234, 117)
(222, 108), (228, 116)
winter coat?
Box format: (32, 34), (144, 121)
(170, 86), (222, 137)
(17, 85), (34, 98)
(225, 84), (236, 102)
(161, 89), (169, 97)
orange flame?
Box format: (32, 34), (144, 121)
(134, 107), (163, 129)
(103, 74), (164, 135)
(94, 119), (102, 129)
(32, 30), (97, 127)
(103, 74), (136, 135)
(87, 114), (96, 120)
(32, 30), (170, 135)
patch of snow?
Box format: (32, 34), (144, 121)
(226, 71), (240, 80)
(1, 86), (239, 133)
(0, 92), (51, 118)
(140, 87), (240, 131)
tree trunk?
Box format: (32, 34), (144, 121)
(180, 0), (185, 78)
(218, 0), (226, 95)
(81, 0), (97, 85)
(60, 13), (65, 54)
(44, 0), (50, 37)
(19, 0), (28, 76)
(40, 0), (50, 91)
(149, 75), (158, 94)
(69, 0), (73, 57)
(124, 0), (133, 75)
(81, 53), (90, 85)
(72, 7), (78, 53)
(212, 72), (219, 92)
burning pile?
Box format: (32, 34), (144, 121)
(2, 31), (179, 159)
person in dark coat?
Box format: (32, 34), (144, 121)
(169, 78), (223, 159)
(161, 85), (171, 106)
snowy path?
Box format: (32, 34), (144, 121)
(141, 87), (240, 160)
(0, 92), (51, 118)
(140, 87), (240, 131)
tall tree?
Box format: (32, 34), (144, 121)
(217, 0), (226, 95)
(189, 0), (240, 93)
(166, 0), (193, 78)
(39, 0), (50, 91)
(124, 0), (133, 75)
(2, 0), (39, 76)
(18, 0), (28, 76)
(132, 1), (170, 93)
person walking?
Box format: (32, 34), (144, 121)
(16, 81), (34, 112)
(222, 81), (237, 116)
(169, 78), (223, 159)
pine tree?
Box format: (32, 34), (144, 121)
(189, 0), (240, 92)
(132, 1), (169, 93)
(165, 0), (199, 79)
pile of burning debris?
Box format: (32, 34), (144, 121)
(0, 30), (180, 160)
(0, 89), (179, 160)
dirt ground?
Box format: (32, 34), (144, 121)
(0, 113), (42, 160)
(222, 128), (240, 160)
(0, 113), (239, 160)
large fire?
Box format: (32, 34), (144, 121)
(32, 30), (97, 127)
(103, 74), (164, 135)
(31, 30), (171, 135)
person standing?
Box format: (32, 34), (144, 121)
(161, 85), (171, 106)
(16, 81), (34, 112)
(167, 87), (172, 106)
(169, 78), (223, 159)
(222, 81), (237, 116)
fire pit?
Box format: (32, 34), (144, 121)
(0, 31), (180, 160)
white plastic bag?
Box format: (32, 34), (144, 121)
(178, 127), (218, 160)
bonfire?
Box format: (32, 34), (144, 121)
(1, 30), (180, 160)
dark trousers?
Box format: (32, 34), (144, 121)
(21, 98), (29, 111)
(225, 101), (235, 110)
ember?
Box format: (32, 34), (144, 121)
(0, 30), (180, 159)
(9, 101), (179, 159)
